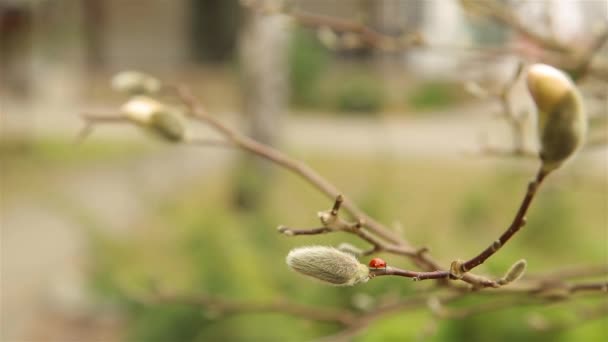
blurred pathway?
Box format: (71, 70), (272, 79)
(1, 147), (230, 341)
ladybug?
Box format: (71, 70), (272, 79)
(369, 257), (387, 269)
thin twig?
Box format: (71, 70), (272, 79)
(174, 89), (520, 288)
(175, 86), (408, 247)
(461, 0), (608, 81)
(242, 1), (424, 51)
(569, 281), (608, 294)
(80, 111), (127, 123)
(184, 137), (234, 148)
(499, 62), (528, 154)
(370, 267), (451, 281)
(571, 24), (608, 81)
(528, 265), (608, 281)
(462, 0), (569, 53)
(76, 112), (129, 144)
(143, 291), (356, 326)
(277, 195), (420, 258)
(277, 225), (332, 236)
(460, 167), (547, 273)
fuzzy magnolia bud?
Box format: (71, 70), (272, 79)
(286, 246), (369, 286)
(526, 64), (587, 172)
(111, 71), (161, 95)
(121, 96), (185, 142)
(498, 259), (527, 285)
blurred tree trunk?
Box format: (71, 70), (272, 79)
(0, 3), (33, 99)
(190, 0), (240, 62)
(82, 0), (105, 69)
(233, 10), (289, 210)
(368, 0), (419, 102)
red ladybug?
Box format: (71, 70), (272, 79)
(369, 258), (387, 269)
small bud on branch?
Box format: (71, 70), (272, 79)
(121, 96), (185, 142)
(111, 71), (161, 96)
(497, 259), (527, 285)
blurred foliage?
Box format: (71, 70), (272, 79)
(288, 28), (330, 108)
(1, 137), (151, 195)
(288, 29), (384, 114)
(87, 154), (606, 341)
(407, 82), (460, 111)
(0, 137), (149, 166)
(333, 75), (386, 114)
(466, 18), (508, 46)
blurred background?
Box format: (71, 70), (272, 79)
(1, 0), (607, 341)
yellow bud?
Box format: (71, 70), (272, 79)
(111, 71), (161, 95)
(526, 64), (587, 172)
(286, 246), (369, 286)
(121, 96), (185, 142)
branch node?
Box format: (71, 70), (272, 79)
(416, 246), (430, 256)
(491, 240), (502, 252)
(352, 218), (365, 229)
(450, 259), (466, 279)
(277, 225), (295, 236)
(331, 194), (344, 215)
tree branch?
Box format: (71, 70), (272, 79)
(173, 88), (537, 289)
(142, 291), (356, 326)
(175, 86), (408, 247)
(459, 167), (547, 273)
(370, 267), (451, 281)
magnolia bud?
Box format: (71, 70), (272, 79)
(526, 64), (587, 172)
(121, 96), (185, 142)
(498, 259), (527, 285)
(286, 246), (369, 286)
(111, 71), (161, 95)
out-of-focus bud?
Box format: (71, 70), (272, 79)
(526, 63), (587, 172)
(497, 259), (527, 285)
(351, 293), (375, 311)
(121, 96), (185, 142)
(317, 26), (338, 50)
(337, 243), (363, 257)
(111, 71), (161, 95)
(464, 81), (489, 99)
(286, 246), (369, 286)
(340, 33), (362, 49)
(527, 313), (550, 331)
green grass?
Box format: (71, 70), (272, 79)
(1, 136), (153, 194)
(407, 82), (461, 111)
(288, 28), (330, 108)
(86, 153), (606, 341)
(1, 136), (151, 166)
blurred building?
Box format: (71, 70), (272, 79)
(1, 0), (606, 133)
